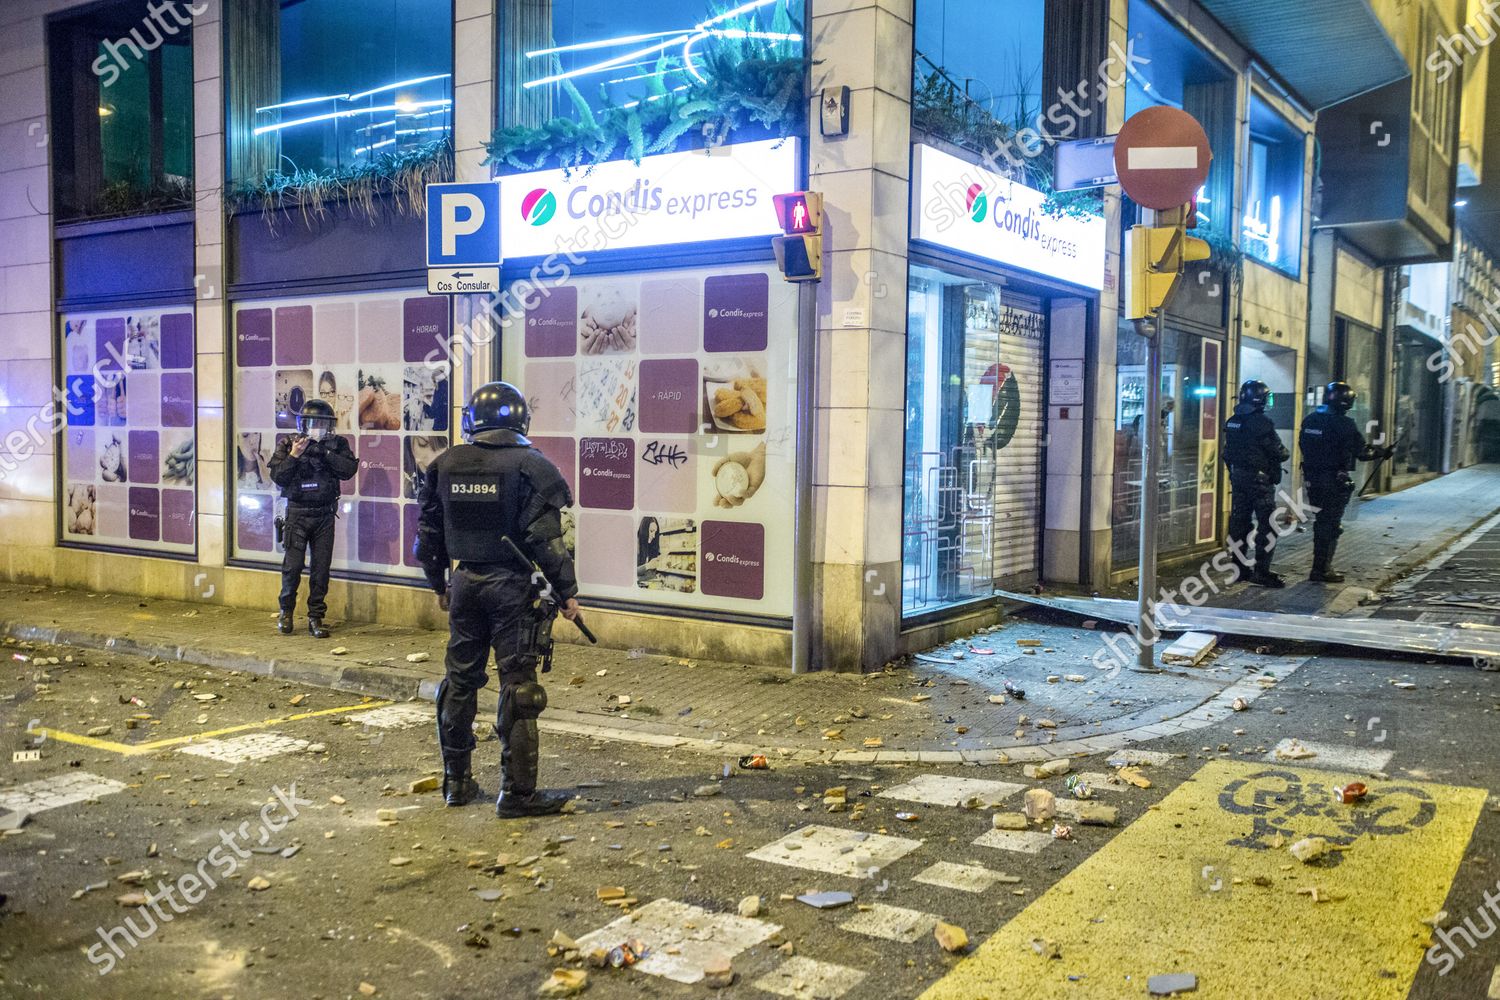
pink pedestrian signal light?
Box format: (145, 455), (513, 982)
(772, 192), (818, 235)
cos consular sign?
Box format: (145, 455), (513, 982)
(911, 143), (1106, 291)
(499, 138), (797, 259)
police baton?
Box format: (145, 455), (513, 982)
(500, 536), (597, 644)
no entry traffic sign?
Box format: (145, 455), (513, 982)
(1113, 107), (1211, 210)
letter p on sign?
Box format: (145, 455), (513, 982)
(441, 193), (485, 256)
(425, 181), (501, 268)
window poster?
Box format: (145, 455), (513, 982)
(500, 264), (797, 617)
(231, 289), (451, 580)
(60, 308), (196, 555)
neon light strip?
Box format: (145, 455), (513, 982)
(526, 29), (687, 59)
(524, 35), (691, 89)
(253, 99), (451, 136)
(621, 84), (691, 109)
(524, 0), (788, 89)
(346, 73), (452, 101)
(354, 138), (397, 155)
(256, 92), (351, 114)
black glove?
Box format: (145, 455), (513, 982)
(1380, 445), (1396, 461)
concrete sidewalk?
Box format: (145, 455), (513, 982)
(1107, 464), (1500, 617)
(0, 581), (1295, 766)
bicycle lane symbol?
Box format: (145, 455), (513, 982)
(1217, 767), (1436, 866)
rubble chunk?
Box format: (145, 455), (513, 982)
(934, 921), (969, 953)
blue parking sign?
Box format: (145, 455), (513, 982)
(426, 182), (501, 267)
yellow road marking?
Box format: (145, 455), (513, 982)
(921, 759), (1486, 1000)
(27, 701), (391, 756)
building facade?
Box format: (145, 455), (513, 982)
(0, 0), (1490, 673)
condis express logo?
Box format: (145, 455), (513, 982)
(521, 188), (557, 226)
(966, 183), (988, 223)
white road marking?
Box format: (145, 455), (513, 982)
(838, 903), (941, 943)
(1127, 146), (1199, 170)
(911, 861), (1012, 894)
(746, 825), (923, 879)
(573, 899), (779, 985)
(1264, 738), (1393, 773)
(347, 703), (434, 729)
(971, 828), (1056, 854)
(877, 774), (1025, 808)
(0, 771), (127, 814)
(753, 955), (867, 999)
(177, 733), (309, 763)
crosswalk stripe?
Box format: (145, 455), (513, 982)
(920, 759), (1486, 999)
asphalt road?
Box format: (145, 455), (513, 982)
(3, 631), (1500, 999)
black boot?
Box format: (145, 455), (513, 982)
(1309, 536), (1344, 582)
(1309, 565), (1345, 583)
(496, 788), (570, 818)
(277, 612), (294, 635)
(1250, 570), (1286, 588)
(443, 755), (480, 807)
(307, 617), (330, 639)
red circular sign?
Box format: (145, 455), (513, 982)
(1113, 107), (1212, 210)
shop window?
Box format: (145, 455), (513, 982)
(230, 289), (454, 581)
(1124, 0), (1235, 237)
(903, 264), (1046, 618)
(227, 0), (453, 186)
(47, 1), (194, 222)
(912, 0), (1044, 164)
(1243, 96), (1305, 277)
(496, 263), (800, 617)
(60, 308), (197, 555)
(494, 0), (804, 171)
(1112, 326), (1222, 568)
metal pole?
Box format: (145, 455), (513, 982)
(1136, 208), (1162, 671)
(791, 280), (818, 674)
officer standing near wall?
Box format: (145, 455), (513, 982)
(1222, 379), (1290, 588)
(269, 399), (357, 637)
(1299, 381), (1394, 583)
(415, 381), (581, 817)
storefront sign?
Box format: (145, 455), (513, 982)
(1050, 359), (1085, 407)
(498, 140), (798, 258)
(910, 143), (1106, 291)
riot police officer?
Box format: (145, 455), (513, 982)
(1299, 381), (1393, 582)
(415, 382), (580, 817)
(1222, 379), (1290, 587)
(269, 398), (357, 637)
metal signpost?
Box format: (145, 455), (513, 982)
(1114, 108), (1213, 670)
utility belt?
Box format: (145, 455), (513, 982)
(1228, 466), (1274, 484)
(1304, 468), (1354, 487)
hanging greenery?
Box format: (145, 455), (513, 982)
(78, 176), (194, 223)
(485, 3), (807, 174)
(227, 138), (454, 231)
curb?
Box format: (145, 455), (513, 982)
(1, 615), (1306, 766)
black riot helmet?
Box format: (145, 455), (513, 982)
(462, 381), (530, 440)
(296, 397), (337, 437)
(1324, 381), (1357, 413)
(1238, 379), (1272, 411)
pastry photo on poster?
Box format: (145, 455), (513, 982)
(502, 263), (796, 616)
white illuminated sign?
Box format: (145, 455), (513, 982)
(910, 143), (1106, 291)
(498, 139), (798, 258)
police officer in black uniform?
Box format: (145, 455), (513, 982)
(1299, 381), (1394, 583)
(269, 398), (357, 638)
(414, 382), (580, 817)
(1222, 379), (1290, 587)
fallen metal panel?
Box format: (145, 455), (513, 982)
(998, 591), (1500, 664)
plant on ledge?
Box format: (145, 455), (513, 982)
(228, 138), (454, 231)
(67, 176), (194, 224)
(485, 4), (806, 174)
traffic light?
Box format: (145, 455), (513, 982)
(771, 192), (822, 282)
(1124, 204), (1212, 320)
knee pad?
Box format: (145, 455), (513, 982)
(513, 680), (548, 719)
